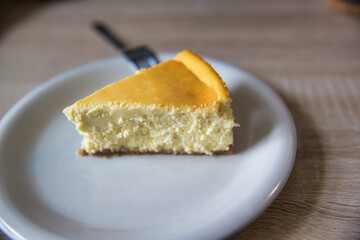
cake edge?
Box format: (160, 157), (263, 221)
(78, 145), (233, 158)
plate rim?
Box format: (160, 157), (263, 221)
(0, 52), (297, 240)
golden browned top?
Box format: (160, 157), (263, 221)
(75, 50), (229, 108)
(175, 50), (229, 99)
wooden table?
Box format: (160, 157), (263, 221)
(1, 0), (359, 239)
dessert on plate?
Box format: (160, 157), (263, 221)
(63, 50), (238, 156)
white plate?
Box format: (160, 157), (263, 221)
(0, 53), (296, 240)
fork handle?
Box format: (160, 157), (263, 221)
(93, 21), (127, 52)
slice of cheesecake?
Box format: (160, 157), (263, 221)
(63, 50), (238, 156)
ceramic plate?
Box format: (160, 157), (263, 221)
(0, 53), (296, 240)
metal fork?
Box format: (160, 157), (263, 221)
(93, 21), (159, 70)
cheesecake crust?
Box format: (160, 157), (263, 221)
(78, 145), (233, 157)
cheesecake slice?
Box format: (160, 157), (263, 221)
(63, 50), (238, 156)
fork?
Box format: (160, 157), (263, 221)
(93, 21), (159, 70)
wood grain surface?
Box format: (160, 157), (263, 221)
(1, 0), (359, 239)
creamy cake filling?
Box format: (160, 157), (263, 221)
(64, 99), (237, 155)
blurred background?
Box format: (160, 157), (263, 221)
(1, 0), (359, 116)
(1, 0), (359, 240)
